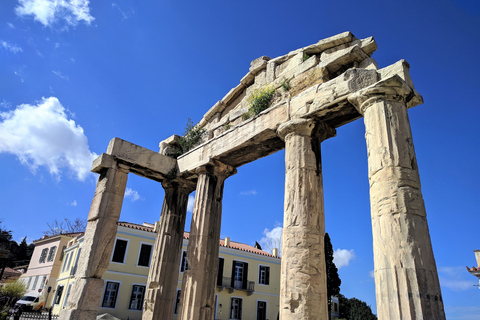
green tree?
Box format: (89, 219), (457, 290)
(338, 293), (377, 320)
(0, 280), (27, 301)
(325, 233), (341, 317)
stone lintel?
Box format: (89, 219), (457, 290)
(303, 31), (355, 54)
(249, 56), (271, 74)
(106, 137), (177, 180)
(221, 83), (245, 106)
(91, 153), (115, 173)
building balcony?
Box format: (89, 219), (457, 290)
(217, 276), (255, 294)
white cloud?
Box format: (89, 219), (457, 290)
(111, 2), (128, 20)
(438, 266), (477, 291)
(0, 97), (97, 181)
(1, 40), (23, 54)
(187, 194), (195, 213)
(70, 200), (77, 206)
(369, 270), (375, 278)
(125, 188), (141, 202)
(15, 0), (94, 27)
(7, 23), (15, 29)
(333, 248), (355, 269)
(52, 70), (69, 80)
(260, 225), (283, 255)
(240, 189), (257, 196)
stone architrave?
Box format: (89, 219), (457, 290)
(177, 161), (236, 320)
(60, 156), (129, 320)
(143, 178), (196, 320)
(277, 118), (336, 320)
(348, 76), (445, 320)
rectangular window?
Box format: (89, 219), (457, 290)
(54, 285), (64, 304)
(217, 257), (224, 286)
(32, 276), (39, 290)
(174, 290), (181, 314)
(71, 248), (82, 275)
(65, 251), (74, 272)
(47, 246), (57, 262)
(230, 297), (242, 319)
(257, 301), (266, 320)
(102, 282), (120, 308)
(258, 265), (270, 285)
(112, 239), (128, 263)
(39, 248), (48, 263)
(137, 244), (152, 267)
(26, 277), (32, 289)
(231, 261), (248, 290)
(129, 285), (145, 310)
(62, 284), (72, 308)
(40, 276), (47, 291)
(180, 251), (188, 272)
(61, 252), (70, 272)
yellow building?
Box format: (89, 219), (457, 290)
(19, 233), (82, 308)
(52, 221), (281, 319)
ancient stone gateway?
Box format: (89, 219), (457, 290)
(59, 32), (445, 320)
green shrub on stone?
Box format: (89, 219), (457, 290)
(246, 85), (276, 117)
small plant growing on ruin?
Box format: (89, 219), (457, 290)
(302, 52), (311, 62)
(281, 79), (291, 92)
(223, 122), (231, 131)
(165, 118), (206, 158)
(247, 85), (276, 117)
(241, 112), (251, 121)
(179, 118), (205, 153)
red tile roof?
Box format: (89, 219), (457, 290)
(33, 232), (85, 243)
(118, 221), (279, 258)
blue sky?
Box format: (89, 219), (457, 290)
(1, 0), (479, 318)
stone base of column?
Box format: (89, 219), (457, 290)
(59, 278), (104, 320)
(59, 310), (98, 320)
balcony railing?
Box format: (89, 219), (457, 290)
(217, 276), (255, 293)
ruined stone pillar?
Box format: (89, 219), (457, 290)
(60, 154), (129, 320)
(277, 118), (335, 320)
(177, 160), (236, 320)
(349, 76), (445, 319)
(143, 178), (196, 320)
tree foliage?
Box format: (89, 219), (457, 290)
(43, 218), (86, 237)
(0, 222), (33, 268)
(325, 233), (341, 316)
(0, 280), (27, 300)
(338, 293), (377, 320)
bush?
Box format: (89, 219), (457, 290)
(243, 85), (276, 120)
(0, 280), (27, 301)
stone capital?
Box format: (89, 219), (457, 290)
(348, 75), (415, 115)
(277, 118), (336, 142)
(194, 159), (237, 180)
(161, 176), (197, 194)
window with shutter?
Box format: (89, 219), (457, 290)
(259, 265), (270, 285)
(39, 248), (48, 263)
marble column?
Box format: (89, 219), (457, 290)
(277, 118), (336, 320)
(349, 76), (445, 319)
(177, 160), (236, 320)
(60, 155), (129, 320)
(143, 178), (196, 320)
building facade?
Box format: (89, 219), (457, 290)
(52, 221), (280, 319)
(19, 233), (81, 308)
